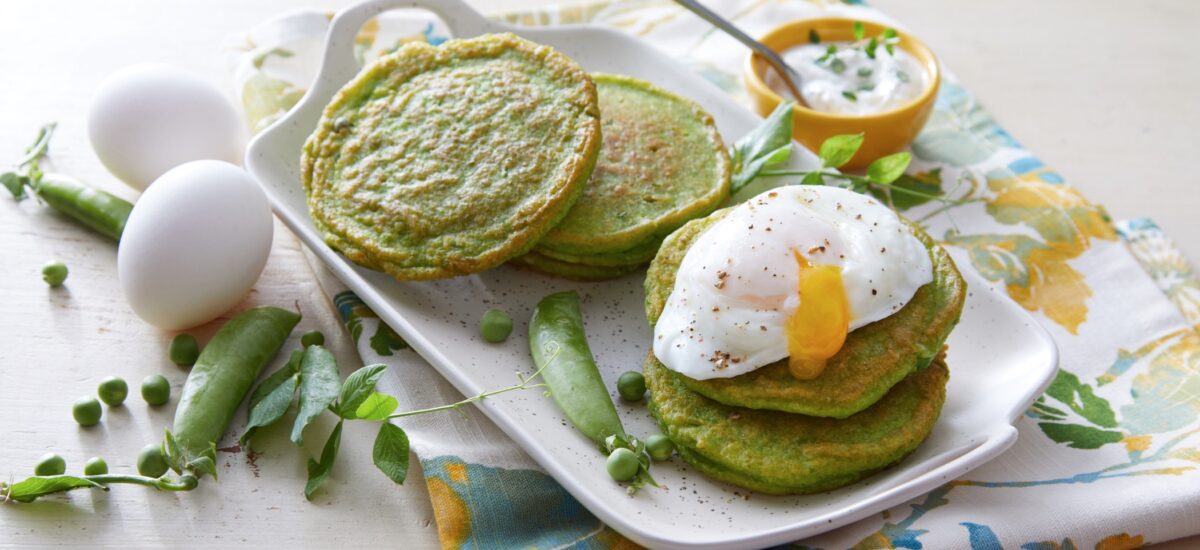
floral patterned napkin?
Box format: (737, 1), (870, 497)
(229, 1), (1200, 547)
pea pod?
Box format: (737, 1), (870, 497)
(529, 291), (624, 444)
(170, 306), (300, 468)
(3, 123), (133, 241)
(0, 305), (299, 502)
(32, 174), (132, 241)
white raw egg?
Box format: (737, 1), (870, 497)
(118, 160), (273, 330)
(88, 63), (245, 191)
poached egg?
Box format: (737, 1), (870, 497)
(653, 185), (932, 380)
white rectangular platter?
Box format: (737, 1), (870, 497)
(245, 0), (1059, 547)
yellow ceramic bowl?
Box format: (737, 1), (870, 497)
(744, 18), (940, 170)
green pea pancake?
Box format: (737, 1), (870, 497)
(302, 33), (601, 280)
(533, 73), (731, 258)
(645, 208), (965, 418)
(510, 250), (640, 281)
(535, 237), (661, 267)
(645, 352), (949, 495)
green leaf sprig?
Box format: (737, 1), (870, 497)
(2, 336), (550, 503)
(729, 102), (795, 194)
(753, 132), (971, 210)
(728, 109), (957, 209)
(240, 343), (549, 500)
(1, 473), (198, 503)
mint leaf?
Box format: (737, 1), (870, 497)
(250, 350), (302, 407)
(735, 145), (791, 194)
(372, 423), (410, 484)
(842, 90), (858, 102)
(334, 364), (388, 419)
(241, 350), (303, 445)
(818, 133), (864, 168)
(2, 475), (105, 502)
(865, 37), (879, 59)
(829, 57), (847, 74)
(867, 152), (912, 184)
(800, 171), (825, 186)
(355, 392), (399, 420)
(242, 371), (299, 445)
(852, 21), (866, 41)
(730, 102), (794, 192)
(857, 67), (873, 78)
(808, 29), (820, 44)
(883, 28), (898, 40)
(291, 345), (341, 445)
(304, 420), (343, 500)
(868, 168), (943, 210)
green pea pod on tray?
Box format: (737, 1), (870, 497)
(529, 291), (625, 444)
(529, 291), (657, 492)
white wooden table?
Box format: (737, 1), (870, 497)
(1, 0), (1196, 547)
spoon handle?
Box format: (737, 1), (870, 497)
(671, 0), (805, 103)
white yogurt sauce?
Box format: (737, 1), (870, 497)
(766, 42), (929, 115)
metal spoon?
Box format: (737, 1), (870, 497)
(672, 0), (805, 104)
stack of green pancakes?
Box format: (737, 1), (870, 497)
(304, 34), (730, 282)
(511, 73), (731, 280)
(643, 211), (967, 495)
(302, 34), (602, 280)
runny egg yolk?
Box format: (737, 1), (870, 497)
(786, 251), (850, 380)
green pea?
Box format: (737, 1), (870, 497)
(169, 334), (200, 367)
(301, 330), (325, 348)
(42, 260), (68, 287)
(97, 376), (128, 407)
(479, 309), (513, 343)
(73, 396), (102, 426)
(141, 374), (171, 406)
(616, 371), (646, 402)
(34, 453), (66, 476)
(83, 456), (108, 476)
(645, 434), (675, 461)
(606, 447), (640, 482)
(136, 443), (168, 478)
